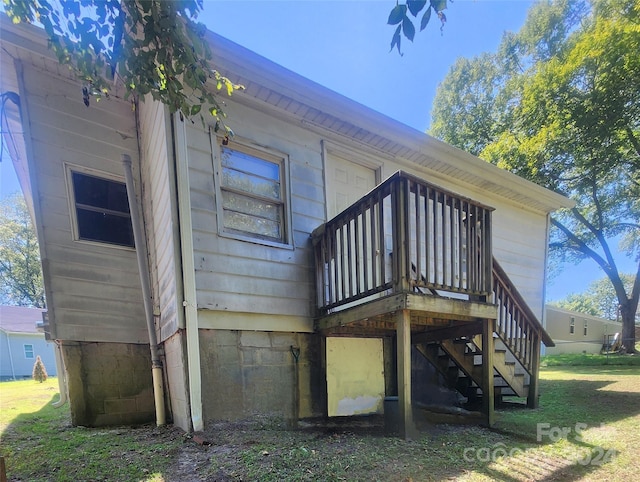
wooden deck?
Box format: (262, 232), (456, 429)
(316, 292), (497, 335)
(312, 171), (553, 438)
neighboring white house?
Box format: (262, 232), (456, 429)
(0, 15), (572, 434)
(0, 305), (56, 380)
(544, 305), (623, 355)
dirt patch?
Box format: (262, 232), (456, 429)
(156, 415), (471, 481)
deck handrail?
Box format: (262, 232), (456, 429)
(312, 171), (494, 313)
(492, 258), (554, 375)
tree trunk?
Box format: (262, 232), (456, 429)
(620, 302), (638, 354)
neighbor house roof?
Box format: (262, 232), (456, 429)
(546, 305), (623, 325)
(0, 305), (46, 334)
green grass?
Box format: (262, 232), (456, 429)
(541, 352), (640, 367)
(2, 363), (640, 481)
(0, 378), (184, 481)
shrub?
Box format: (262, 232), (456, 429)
(32, 355), (48, 383)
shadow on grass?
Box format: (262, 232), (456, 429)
(1, 395), (185, 482)
(482, 373), (640, 481)
(3, 371), (638, 481)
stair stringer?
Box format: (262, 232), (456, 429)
(471, 335), (529, 398)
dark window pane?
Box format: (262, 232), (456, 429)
(76, 208), (134, 247)
(72, 172), (130, 213)
(72, 172), (134, 247)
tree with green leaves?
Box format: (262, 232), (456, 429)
(0, 193), (45, 308)
(4, 0), (243, 132)
(430, 0), (640, 352)
(551, 274), (639, 322)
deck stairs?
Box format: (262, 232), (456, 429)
(416, 335), (530, 404)
(413, 257), (552, 406)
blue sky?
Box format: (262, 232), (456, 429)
(1, 0), (635, 301)
(201, 0), (535, 131)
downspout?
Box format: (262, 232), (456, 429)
(4, 331), (16, 380)
(122, 154), (166, 426)
(51, 341), (68, 408)
(541, 212), (552, 357)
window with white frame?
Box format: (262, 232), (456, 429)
(217, 142), (289, 245)
(570, 317), (575, 334)
(584, 320), (588, 336)
(67, 167), (134, 248)
(24, 344), (34, 359)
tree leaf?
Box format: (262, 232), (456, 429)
(420, 7), (432, 31)
(430, 0), (447, 12)
(390, 24), (403, 55)
(407, 0), (427, 17)
(388, 4), (407, 25)
(402, 17), (415, 42)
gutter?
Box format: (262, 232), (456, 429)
(122, 154), (166, 426)
(51, 340), (68, 407)
(3, 330), (16, 380)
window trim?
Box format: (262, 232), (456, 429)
(24, 344), (34, 359)
(212, 137), (293, 249)
(64, 163), (135, 250)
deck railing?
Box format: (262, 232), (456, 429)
(492, 259), (554, 375)
(312, 171), (494, 313)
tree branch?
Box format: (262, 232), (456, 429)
(626, 125), (640, 159)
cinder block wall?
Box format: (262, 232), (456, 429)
(199, 329), (324, 422)
(61, 342), (155, 426)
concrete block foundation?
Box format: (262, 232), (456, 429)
(61, 341), (155, 426)
(199, 329), (324, 422)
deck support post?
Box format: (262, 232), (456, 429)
(482, 318), (495, 427)
(396, 309), (414, 439)
(527, 333), (541, 408)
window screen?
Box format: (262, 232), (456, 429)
(71, 172), (134, 247)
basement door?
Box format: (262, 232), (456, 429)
(326, 337), (385, 416)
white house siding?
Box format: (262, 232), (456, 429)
(186, 101), (325, 331)
(0, 331), (56, 380)
(6, 55), (155, 427)
(17, 63), (147, 344)
(138, 99), (183, 341)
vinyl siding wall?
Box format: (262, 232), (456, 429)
(138, 99), (183, 341)
(183, 101), (325, 332)
(178, 96), (549, 332)
(18, 63), (147, 343)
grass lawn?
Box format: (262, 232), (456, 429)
(1, 355), (639, 481)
